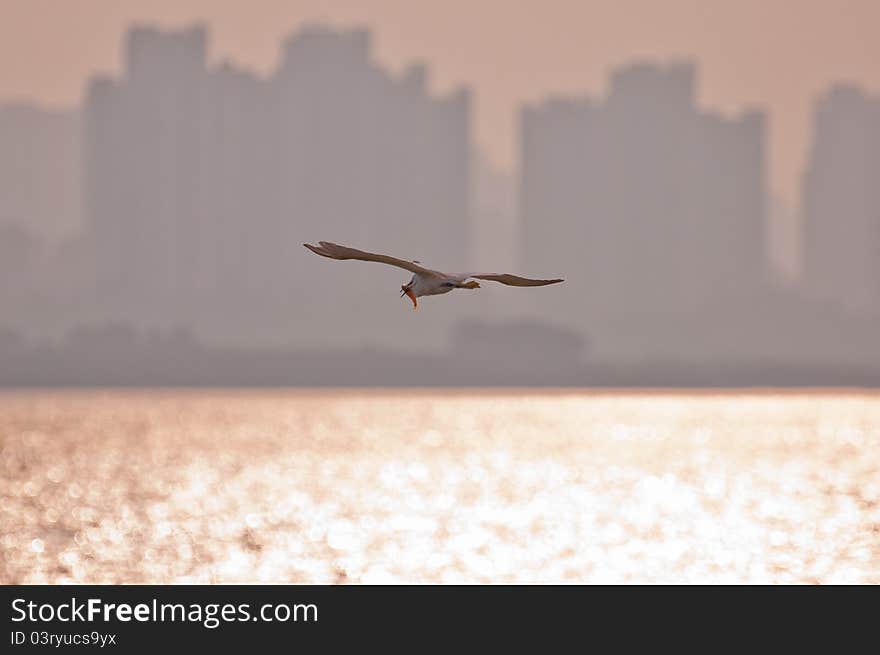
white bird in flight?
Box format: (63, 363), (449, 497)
(304, 241), (563, 309)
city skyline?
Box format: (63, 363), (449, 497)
(3, 1), (880, 208)
(3, 21), (876, 281)
(1, 21), (878, 384)
(802, 84), (880, 314)
(520, 61), (770, 363)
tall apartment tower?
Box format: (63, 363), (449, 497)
(802, 85), (880, 314)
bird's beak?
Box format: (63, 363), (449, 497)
(401, 286), (417, 309)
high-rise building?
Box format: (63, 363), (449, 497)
(85, 25), (210, 316)
(520, 61), (768, 358)
(802, 85), (880, 314)
(82, 25), (471, 345)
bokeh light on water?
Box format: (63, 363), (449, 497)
(1, 390), (878, 584)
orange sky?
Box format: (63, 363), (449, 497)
(2, 0), (879, 205)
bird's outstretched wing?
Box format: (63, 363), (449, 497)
(303, 241), (436, 276)
(469, 273), (564, 287)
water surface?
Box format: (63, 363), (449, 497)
(1, 389), (878, 583)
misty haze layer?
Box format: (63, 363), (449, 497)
(1, 25), (879, 386)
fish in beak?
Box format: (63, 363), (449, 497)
(400, 285), (418, 310)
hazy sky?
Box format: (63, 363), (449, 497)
(2, 0), (879, 205)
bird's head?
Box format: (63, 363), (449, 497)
(400, 281), (418, 310)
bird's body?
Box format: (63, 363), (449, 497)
(407, 273), (478, 297)
(303, 241), (563, 309)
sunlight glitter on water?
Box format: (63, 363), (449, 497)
(1, 390), (878, 584)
